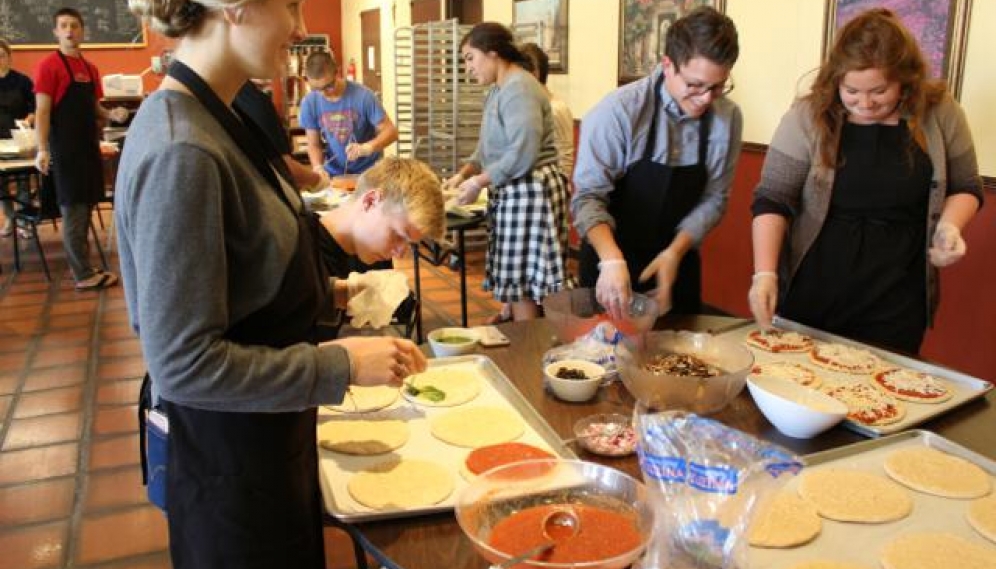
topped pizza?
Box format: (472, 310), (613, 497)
(751, 361), (822, 388)
(822, 382), (906, 426)
(809, 343), (879, 375)
(746, 329), (815, 353)
(872, 368), (952, 404)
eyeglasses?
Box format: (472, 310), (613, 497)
(676, 66), (735, 97)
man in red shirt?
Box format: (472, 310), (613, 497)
(34, 7), (124, 290)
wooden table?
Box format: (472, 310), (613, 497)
(342, 316), (995, 568)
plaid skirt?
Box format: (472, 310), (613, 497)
(484, 163), (574, 303)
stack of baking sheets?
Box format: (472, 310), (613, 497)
(748, 430), (996, 568)
(317, 354), (577, 522)
(719, 317), (992, 437)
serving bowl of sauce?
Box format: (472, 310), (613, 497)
(427, 327), (479, 357)
(454, 459), (653, 569)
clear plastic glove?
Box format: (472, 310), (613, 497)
(748, 272), (779, 329)
(441, 173), (465, 193)
(329, 336), (428, 386)
(928, 221), (966, 267)
(595, 259), (631, 320)
(345, 141), (373, 161)
(345, 270), (410, 329)
(109, 106), (130, 123)
(34, 150), (50, 175)
(638, 250), (680, 315)
(456, 175), (485, 205)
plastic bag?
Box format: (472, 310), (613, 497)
(542, 322), (621, 387)
(634, 410), (803, 569)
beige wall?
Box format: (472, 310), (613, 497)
(339, 0), (994, 174)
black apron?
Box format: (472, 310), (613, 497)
(0, 76), (29, 139)
(579, 74), (710, 315)
(49, 52), (104, 206)
(157, 61), (329, 569)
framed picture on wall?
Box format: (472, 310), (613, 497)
(824, 0), (973, 98)
(513, 0), (569, 73)
(618, 0), (726, 85)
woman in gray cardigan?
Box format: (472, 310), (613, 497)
(749, 8), (982, 354)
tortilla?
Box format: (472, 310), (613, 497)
(347, 458), (454, 510)
(430, 406), (524, 448)
(788, 562), (874, 569)
(748, 490), (822, 548)
(880, 532), (996, 569)
(317, 419), (409, 455)
(884, 446), (992, 499)
(798, 468), (912, 523)
(326, 385), (399, 413)
(968, 494), (996, 544)
(403, 368), (482, 407)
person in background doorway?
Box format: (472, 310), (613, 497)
(519, 42), (574, 182)
(0, 38), (35, 238)
(749, 8), (982, 354)
(444, 22), (573, 322)
(299, 50), (397, 181)
(117, 0), (433, 565)
(572, 7), (742, 318)
(33, 7), (125, 290)
(234, 78), (326, 190)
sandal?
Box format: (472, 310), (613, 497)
(75, 271), (118, 291)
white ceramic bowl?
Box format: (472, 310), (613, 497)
(544, 359), (606, 402)
(427, 327), (479, 357)
(747, 375), (848, 439)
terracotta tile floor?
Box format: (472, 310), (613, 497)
(0, 215), (503, 568)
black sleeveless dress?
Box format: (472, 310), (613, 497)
(780, 120), (932, 354)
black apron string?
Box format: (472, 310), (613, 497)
(137, 373), (152, 485)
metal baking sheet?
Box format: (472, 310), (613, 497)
(720, 317), (993, 437)
(749, 430), (996, 569)
(317, 354), (578, 523)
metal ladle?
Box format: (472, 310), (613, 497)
(493, 508), (580, 569)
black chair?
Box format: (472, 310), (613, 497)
(12, 174), (107, 281)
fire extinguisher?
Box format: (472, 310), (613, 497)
(346, 58), (357, 82)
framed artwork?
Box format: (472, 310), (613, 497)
(618, 0), (725, 85)
(824, 0), (973, 97)
(513, 0), (569, 73)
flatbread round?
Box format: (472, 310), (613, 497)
(326, 385), (399, 413)
(430, 406), (524, 448)
(884, 447), (992, 498)
(748, 490), (822, 548)
(461, 442), (555, 480)
(752, 361), (822, 388)
(798, 468), (912, 523)
(880, 532), (996, 569)
(403, 368), (482, 407)
(809, 343), (879, 375)
(746, 329), (815, 353)
(968, 494), (996, 544)
(822, 382), (905, 426)
(348, 458), (454, 510)
(788, 562), (874, 569)
(872, 368), (952, 403)
(317, 419), (409, 455)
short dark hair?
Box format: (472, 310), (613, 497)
(519, 42), (549, 84)
(54, 7), (85, 28)
(304, 50), (337, 80)
(460, 22), (528, 66)
(664, 6), (738, 68)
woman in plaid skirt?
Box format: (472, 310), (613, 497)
(443, 22), (572, 321)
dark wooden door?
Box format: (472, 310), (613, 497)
(411, 0), (440, 24)
(448, 0), (482, 24)
(360, 8), (382, 96)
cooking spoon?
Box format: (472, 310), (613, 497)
(493, 508), (580, 569)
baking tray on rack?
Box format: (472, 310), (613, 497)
(749, 430), (996, 569)
(317, 354), (578, 523)
(719, 317), (993, 437)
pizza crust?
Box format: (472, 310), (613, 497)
(746, 329), (815, 353)
(752, 361), (822, 388)
(872, 368), (952, 403)
(880, 532), (996, 569)
(326, 385), (399, 413)
(968, 494), (996, 544)
(787, 562), (875, 569)
(884, 447), (992, 498)
(798, 468), (913, 523)
(317, 419), (409, 455)
(430, 406), (524, 448)
(748, 490), (822, 548)
(809, 343), (879, 375)
(403, 368), (482, 407)
(347, 458), (454, 510)
(822, 382), (906, 426)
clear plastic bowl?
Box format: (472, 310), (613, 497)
(542, 288), (658, 344)
(572, 413), (637, 457)
(615, 331), (753, 414)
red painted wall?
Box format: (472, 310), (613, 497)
(10, 0), (342, 95)
(702, 147), (996, 381)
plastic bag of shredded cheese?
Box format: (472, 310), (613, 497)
(633, 410), (802, 569)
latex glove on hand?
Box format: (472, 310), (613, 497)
(638, 250), (680, 316)
(456, 175), (485, 205)
(748, 272), (779, 329)
(345, 142), (374, 162)
(330, 336), (428, 386)
(109, 106), (130, 123)
(34, 150), (50, 175)
(595, 259), (631, 320)
(928, 221), (966, 267)
(346, 270), (410, 329)
(441, 173), (465, 193)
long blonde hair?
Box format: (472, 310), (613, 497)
(805, 8), (946, 169)
(128, 0), (250, 38)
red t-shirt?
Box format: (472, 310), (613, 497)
(34, 51), (104, 107)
